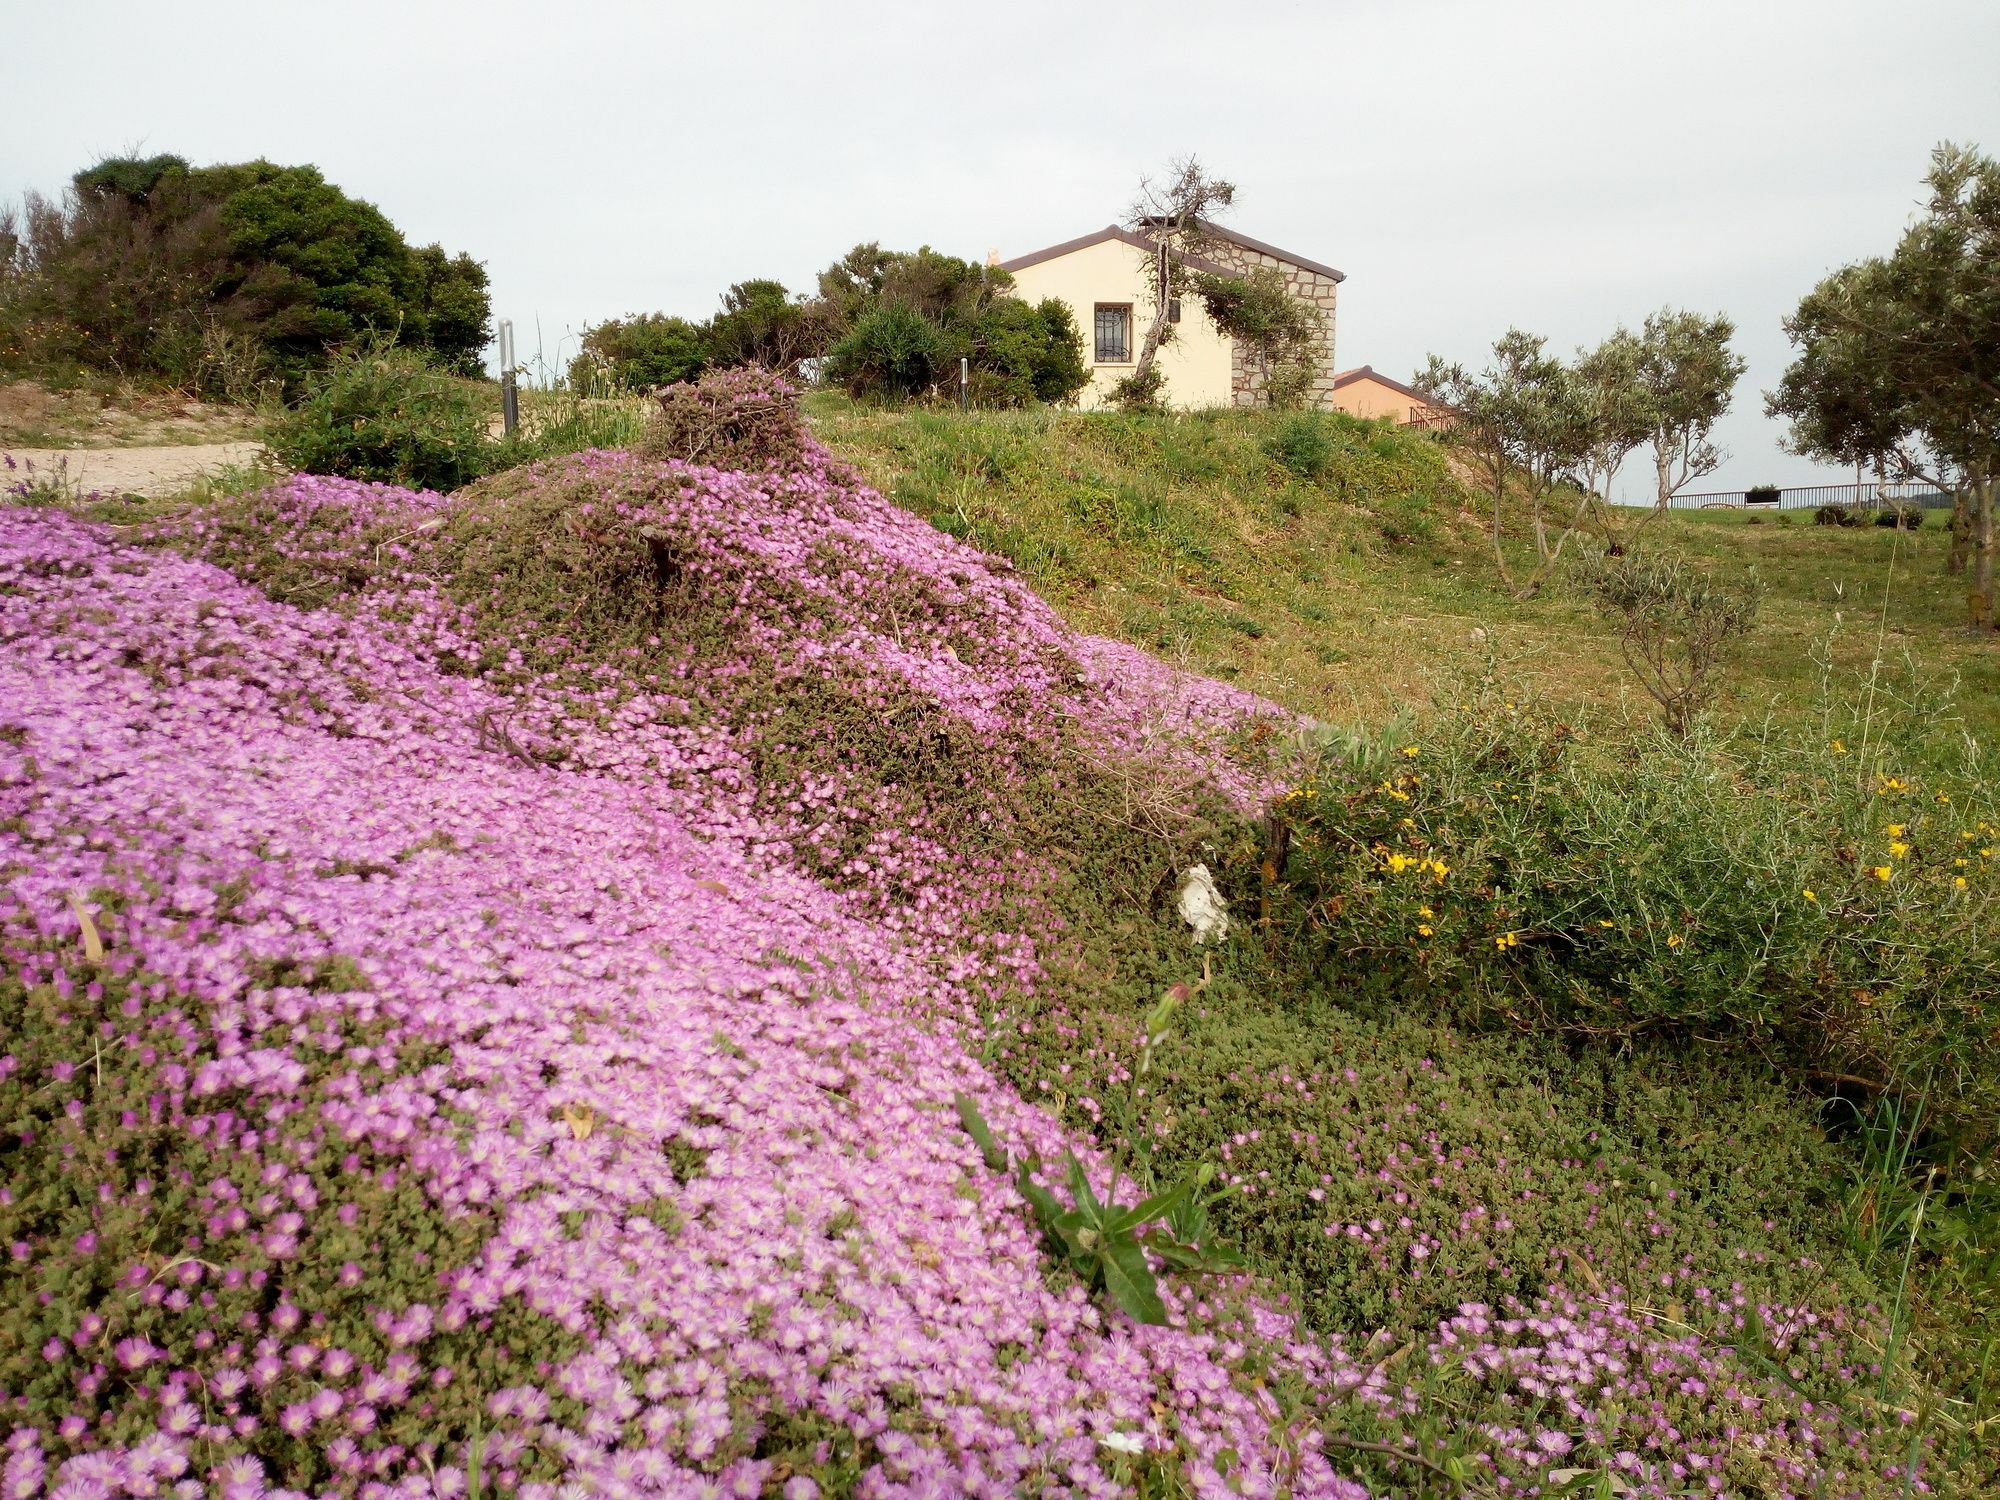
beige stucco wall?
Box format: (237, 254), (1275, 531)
(1002, 238), (1234, 411)
(1331, 376), (1424, 423)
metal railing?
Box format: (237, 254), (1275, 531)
(1664, 481), (1953, 511)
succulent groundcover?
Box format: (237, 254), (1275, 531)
(0, 434), (1920, 1498)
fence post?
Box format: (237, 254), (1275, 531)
(959, 357), (969, 411)
(498, 319), (519, 439)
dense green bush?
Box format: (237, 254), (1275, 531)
(968, 298), (1089, 406)
(2, 154), (490, 391)
(262, 343), (492, 491)
(1271, 699), (2000, 1147)
(570, 312), (711, 390)
(825, 304), (956, 400)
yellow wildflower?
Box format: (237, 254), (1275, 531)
(1598, 919), (1615, 928)
(1802, 890), (1817, 902)
(1385, 853), (1417, 874)
(1889, 841), (1910, 858)
(1831, 739), (1846, 754)
(1418, 906), (1434, 918)
(1402, 745), (1420, 758)
(1871, 866), (1894, 882)
(1495, 931), (1520, 950)
(1417, 923), (1434, 937)
(1954, 876), (1968, 890)
(1887, 824), (1906, 838)
(1667, 933), (1683, 948)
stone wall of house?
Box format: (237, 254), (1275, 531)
(1194, 238), (1341, 409)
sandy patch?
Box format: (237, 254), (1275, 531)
(2, 442), (268, 498)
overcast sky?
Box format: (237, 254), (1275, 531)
(6, 0), (1997, 497)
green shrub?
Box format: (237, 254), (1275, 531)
(967, 297), (1089, 406)
(569, 312), (710, 391)
(825, 304), (958, 400)
(1265, 411), (1338, 481)
(1583, 548), (1761, 733)
(1273, 699), (2000, 1148)
(1816, 502), (1861, 527)
(262, 343), (492, 491)
(1108, 364), (1166, 412)
(1189, 267), (1321, 410)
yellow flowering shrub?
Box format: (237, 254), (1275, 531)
(1275, 700), (2000, 1149)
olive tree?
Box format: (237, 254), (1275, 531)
(1769, 143), (2000, 627)
(1634, 309), (1744, 514)
(1418, 330), (1593, 598)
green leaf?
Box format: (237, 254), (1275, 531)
(1063, 1149), (1103, 1219)
(954, 1091), (1010, 1173)
(1049, 1208), (1093, 1259)
(1106, 1178), (1193, 1235)
(1101, 1237), (1169, 1325)
(1014, 1159), (1066, 1229)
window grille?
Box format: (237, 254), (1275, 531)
(1094, 305), (1131, 363)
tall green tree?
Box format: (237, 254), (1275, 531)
(1769, 143), (2000, 627)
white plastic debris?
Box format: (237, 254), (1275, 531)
(1176, 864), (1230, 944)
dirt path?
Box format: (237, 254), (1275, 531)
(2, 442), (266, 498)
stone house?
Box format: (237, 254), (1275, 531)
(995, 222), (1343, 411)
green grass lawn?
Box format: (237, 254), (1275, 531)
(809, 394), (1998, 745)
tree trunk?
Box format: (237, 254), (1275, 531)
(1513, 488), (1596, 601)
(1947, 485), (1973, 576)
(1127, 241), (1171, 396)
(1971, 474), (1996, 630)
(1653, 443), (1672, 516)
(1488, 454), (1518, 594)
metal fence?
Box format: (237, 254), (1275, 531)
(1664, 481), (1953, 511)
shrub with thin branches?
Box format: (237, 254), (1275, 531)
(1584, 548), (1760, 734)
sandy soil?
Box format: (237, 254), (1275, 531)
(2, 442), (267, 498)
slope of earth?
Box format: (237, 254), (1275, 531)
(0, 379), (260, 450)
(809, 397), (2000, 745)
(0, 420), (1956, 1497)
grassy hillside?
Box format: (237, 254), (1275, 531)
(810, 394), (2000, 745)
